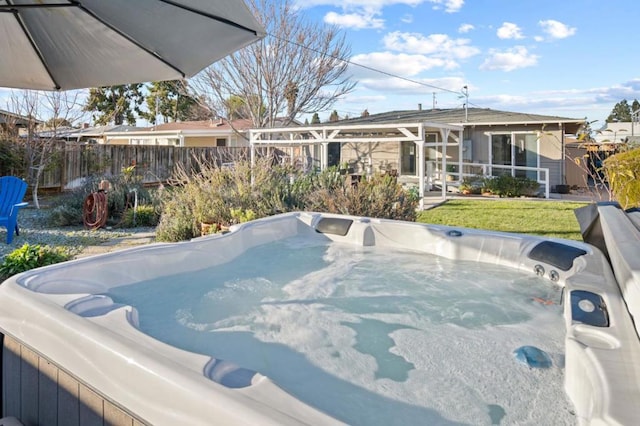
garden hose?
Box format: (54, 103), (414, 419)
(82, 190), (108, 229)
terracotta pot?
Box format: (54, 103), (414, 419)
(201, 223), (217, 235)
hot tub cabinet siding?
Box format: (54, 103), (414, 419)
(2, 334), (147, 425)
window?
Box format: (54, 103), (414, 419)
(490, 132), (539, 179)
(425, 133), (439, 144)
(216, 138), (227, 147)
(400, 141), (416, 175)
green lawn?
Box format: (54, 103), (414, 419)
(416, 199), (590, 241)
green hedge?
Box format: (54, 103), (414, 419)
(604, 147), (640, 209)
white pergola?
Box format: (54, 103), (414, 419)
(249, 122), (464, 207)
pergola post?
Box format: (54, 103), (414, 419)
(440, 128), (450, 199)
(250, 135), (256, 185)
(417, 139), (425, 209)
(321, 142), (329, 170)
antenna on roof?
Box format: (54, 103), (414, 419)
(432, 92), (437, 110)
(462, 86), (469, 122)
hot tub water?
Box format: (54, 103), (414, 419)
(106, 237), (575, 425)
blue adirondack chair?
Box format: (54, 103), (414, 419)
(0, 176), (28, 244)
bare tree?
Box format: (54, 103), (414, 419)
(7, 90), (86, 208)
(191, 0), (355, 130)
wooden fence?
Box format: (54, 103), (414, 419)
(39, 144), (251, 190)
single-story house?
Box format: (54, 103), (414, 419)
(593, 121), (640, 146)
(250, 107), (585, 199)
(100, 119), (254, 147)
(67, 124), (141, 144)
(563, 121), (637, 188)
(1, 109), (41, 136)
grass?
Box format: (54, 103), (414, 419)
(416, 199), (590, 241)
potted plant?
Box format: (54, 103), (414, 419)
(339, 161), (349, 175)
(555, 176), (571, 194)
(445, 164), (457, 182)
(459, 176), (482, 195)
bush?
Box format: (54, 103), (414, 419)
(121, 204), (159, 227)
(459, 176), (483, 195)
(482, 175), (540, 198)
(604, 147), (640, 209)
(305, 174), (418, 221)
(46, 174), (158, 227)
(0, 243), (71, 279)
(155, 188), (197, 242)
(156, 161), (419, 242)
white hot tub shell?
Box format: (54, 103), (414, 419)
(0, 211), (639, 425)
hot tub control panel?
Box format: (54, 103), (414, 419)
(570, 290), (609, 327)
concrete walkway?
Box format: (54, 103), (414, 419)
(76, 230), (156, 258)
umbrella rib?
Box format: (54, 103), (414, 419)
(158, 0), (259, 36)
(4, 0), (64, 90)
(0, 3), (75, 12)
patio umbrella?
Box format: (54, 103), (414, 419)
(0, 0), (265, 90)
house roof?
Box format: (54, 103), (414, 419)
(144, 119), (253, 132)
(72, 124), (141, 137)
(329, 107), (585, 127)
(0, 108), (42, 126)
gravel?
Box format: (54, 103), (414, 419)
(1, 206), (157, 260)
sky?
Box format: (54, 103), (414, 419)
(294, 0), (640, 128)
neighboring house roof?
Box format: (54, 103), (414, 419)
(144, 118), (254, 132)
(34, 126), (79, 139)
(71, 124), (141, 138)
(0, 108), (43, 127)
(329, 107), (584, 128)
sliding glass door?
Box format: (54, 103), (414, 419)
(490, 133), (538, 179)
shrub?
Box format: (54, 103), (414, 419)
(604, 147), (640, 209)
(120, 204), (159, 227)
(47, 203), (84, 227)
(305, 173), (417, 221)
(155, 188), (197, 242)
(459, 176), (483, 195)
(46, 174), (159, 227)
(482, 175), (540, 198)
(230, 207), (257, 224)
(0, 243), (71, 278)
(157, 160), (419, 242)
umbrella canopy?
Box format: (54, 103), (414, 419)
(0, 0), (265, 90)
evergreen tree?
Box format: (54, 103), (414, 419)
(224, 94), (265, 120)
(311, 112), (320, 124)
(140, 80), (205, 124)
(606, 99), (633, 122)
(329, 110), (339, 122)
(84, 84), (144, 125)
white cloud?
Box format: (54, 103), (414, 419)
(427, 0), (464, 13)
(324, 11), (384, 29)
(351, 51), (458, 78)
(538, 20), (576, 39)
(401, 14), (413, 24)
(458, 23), (474, 33)
(480, 46), (539, 72)
(357, 76), (467, 94)
(296, 0), (462, 13)
(497, 22), (524, 40)
(383, 31), (480, 59)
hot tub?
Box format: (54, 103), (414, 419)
(1, 211), (639, 425)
